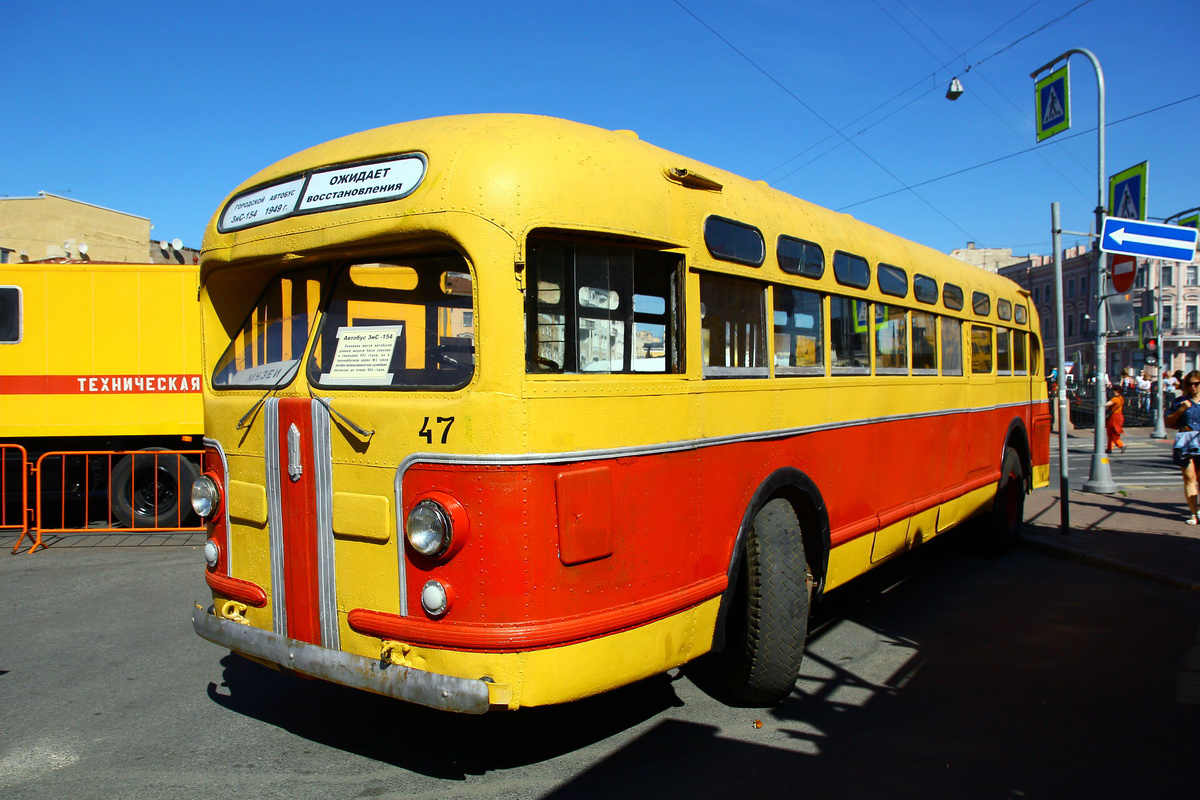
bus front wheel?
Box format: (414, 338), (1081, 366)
(716, 498), (810, 706)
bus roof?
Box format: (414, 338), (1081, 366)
(200, 113), (1024, 301)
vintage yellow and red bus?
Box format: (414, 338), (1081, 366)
(191, 114), (1050, 713)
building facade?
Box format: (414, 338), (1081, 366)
(1000, 244), (1200, 381)
(0, 192), (198, 265)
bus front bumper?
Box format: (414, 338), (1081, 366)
(192, 604), (492, 714)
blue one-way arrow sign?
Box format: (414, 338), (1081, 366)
(1100, 216), (1199, 262)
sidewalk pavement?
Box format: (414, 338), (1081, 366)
(1024, 426), (1200, 590)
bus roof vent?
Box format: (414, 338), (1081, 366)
(612, 129), (640, 139)
(664, 167), (723, 192)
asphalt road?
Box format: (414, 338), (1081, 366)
(2, 530), (1197, 799)
(1052, 429), (1180, 490)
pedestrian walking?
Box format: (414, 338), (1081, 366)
(1105, 389), (1125, 454)
(1166, 370), (1200, 524)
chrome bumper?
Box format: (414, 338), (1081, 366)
(192, 604), (492, 714)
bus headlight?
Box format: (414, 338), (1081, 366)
(406, 499), (453, 557)
(191, 474), (221, 518)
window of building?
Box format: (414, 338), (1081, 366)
(1033, 285), (1040, 303)
(1162, 264), (1174, 287)
(773, 286), (823, 375)
(1067, 315), (1075, 337)
(1189, 266), (1199, 286)
(700, 273), (766, 377)
(1080, 313), (1089, 337)
(877, 264), (908, 298)
(912, 310), (937, 372)
(1189, 305), (1198, 331)
(943, 283), (964, 311)
(1135, 266), (1147, 289)
(971, 325), (993, 374)
(777, 236), (824, 278)
(1068, 278), (1076, 298)
(526, 239), (682, 375)
(0, 287), (21, 343)
(833, 251), (871, 289)
(1163, 305), (1173, 329)
(940, 317), (963, 376)
(830, 296), (869, 373)
(875, 304), (907, 374)
(972, 291), (991, 317)
(1080, 275), (1088, 296)
(913, 274), (937, 304)
(704, 216), (764, 266)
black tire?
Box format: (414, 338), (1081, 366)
(110, 449), (200, 529)
(984, 446), (1026, 553)
(715, 498), (811, 705)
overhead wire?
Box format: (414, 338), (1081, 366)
(670, 0), (981, 243)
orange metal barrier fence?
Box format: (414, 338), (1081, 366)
(2, 445), (30, 542)
(6, 448), (204, 554)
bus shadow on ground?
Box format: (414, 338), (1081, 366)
(205, 530), (1199, 796)
(206, 653), (686, 781)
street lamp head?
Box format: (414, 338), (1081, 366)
(946, 77), (964, 100)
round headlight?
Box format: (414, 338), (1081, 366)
(191, 475), (221, 518)
(203, 539), (220, 569)
(406, 499), (452, 557)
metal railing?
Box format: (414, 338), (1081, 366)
(6, 448), (204, 554)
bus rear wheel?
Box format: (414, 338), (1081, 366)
(984, 446), (1026, 553)
(716, 498), (811, 706)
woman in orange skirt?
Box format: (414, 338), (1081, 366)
(1105, 389), (1125, 454)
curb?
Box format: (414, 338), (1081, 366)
(1020, 532), (1200, 591)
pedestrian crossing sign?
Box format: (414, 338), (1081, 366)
(1035, 65), (1070, 142)
(1109, 162), (1149, 221)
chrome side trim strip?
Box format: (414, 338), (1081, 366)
(192, 605), (490, 714)
(202, 437), (232, 576)
(311, 400), (339, 649)
(264, 398), (287, 637)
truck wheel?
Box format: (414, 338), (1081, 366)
(716, 498), (810, 705)
(111, 449), (199, 528)
(983, 446), (1025, 553)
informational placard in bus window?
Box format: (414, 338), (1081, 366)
(322, 325), (402, 386)
(218, 153), (426, 233)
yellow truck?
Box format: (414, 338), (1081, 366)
(0, 261), (203, 541)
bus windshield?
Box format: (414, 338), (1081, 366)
(212, 267), (325, 389)
(307, 254), (474, 390)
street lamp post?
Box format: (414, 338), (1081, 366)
(1032, 48), (1116, 494)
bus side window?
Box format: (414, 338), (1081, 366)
(940, 316), (963, 376)
(875, 304), (908, 375)
(526, 239), (682, 374)
(773, 285), (824, 376)
(829, 295), (869, 374)
(971, 325), (993, 374)
(912, 310), (937, 373)
(701, 273), (767, 378)
(1014, 330), (1028, 374)
(997, 328), (1012, 374)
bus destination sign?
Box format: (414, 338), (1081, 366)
(219, 153), (427, 233)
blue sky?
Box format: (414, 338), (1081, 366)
(5, 0), (1198, 258)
